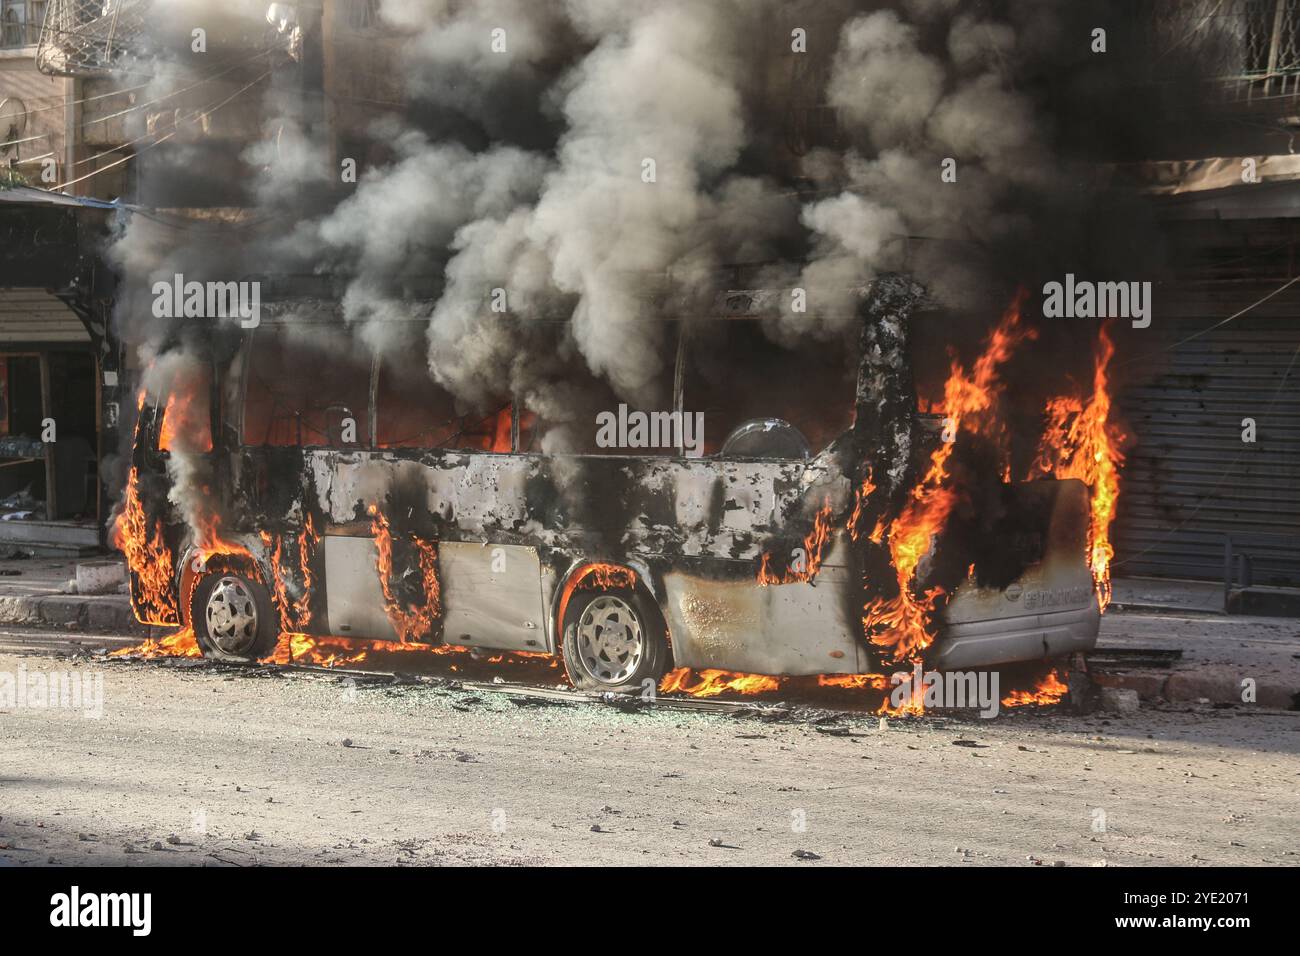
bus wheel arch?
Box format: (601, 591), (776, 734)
(555, 560), (672, 693)
(181, 546), (280, 662)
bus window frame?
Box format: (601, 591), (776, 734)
(233, 327), (523, 455)
(150, 356), (219, 462)
(237, 326), (377, 451)
(511, 322), (687, 460)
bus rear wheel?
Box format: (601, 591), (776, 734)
(561, 587), (668, 694)
(191, 572), (279, 662)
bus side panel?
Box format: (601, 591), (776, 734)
(935, 478), (1100, 668)
(661, 539), (866, 676)
(308, 448), (855, 660)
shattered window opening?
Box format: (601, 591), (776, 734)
(241, 328), (371, 449)
(374, 354), (512, 453)
(682, 319), (857, 458)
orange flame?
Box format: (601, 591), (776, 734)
(158, 394), (178, 453)
(255, 633), (557, 669)
(866, 293), (1035, 664)
(110, 626), (200, 659)
(1000, 668), (1069, 708)
(112, 467), (179, 625)
(846, 469), (877, 540)
(658, 667), (782, 698)
(369, 505), (441, 643)
(1029, 324), (1124, 610)
(758, 501), (835, 586)
(555, 562), (638, 639)
(157, 391), (213, 454)
(266, 516), (319, 634)
(575, 563), (637, 591)
(491, 406), (513, 453)
(877, 680), (927, 717)
(816, 673), (889, 690)
(296, 513), (319, 627)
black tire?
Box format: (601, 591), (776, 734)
(561, 586), (669, 693)
(191, 571), (279, 662)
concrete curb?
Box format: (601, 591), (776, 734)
(0, 594), (145, 635)
(1091, 668), (1297, 710)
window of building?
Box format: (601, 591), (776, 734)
(347, 0), (380, 31)
(28, 0), (43, 42)
(0, 0), (42, 47)
(1, 4), (23, 47)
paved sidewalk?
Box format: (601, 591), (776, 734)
(1094, 610), (1300, 709)
(1111, 576), (1227, 615)
(0, 555), (141, 634)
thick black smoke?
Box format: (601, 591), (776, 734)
(105, 1), (1216, 505)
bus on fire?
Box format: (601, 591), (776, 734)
(117, 278), (1103, 692)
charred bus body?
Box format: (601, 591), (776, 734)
(123, 278), (1100, 690)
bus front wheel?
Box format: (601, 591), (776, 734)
(561, 587), (669, 693)
(191, 572), (279, 662)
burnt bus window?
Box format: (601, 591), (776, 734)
(158, 362), (213, 454)
(683, 319), (856, 457)
(243, 329), (371, 448)
(516, 350), (677, 456)
(376, 355), (511, 452)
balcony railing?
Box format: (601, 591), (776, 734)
(35, 0), (148, 75)
(1151, 0), (1300, 100)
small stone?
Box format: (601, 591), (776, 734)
(1098, 688), (1139, 714)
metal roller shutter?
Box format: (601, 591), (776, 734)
(1114, 285), (1300, 585)
(0, 288), (91, 343)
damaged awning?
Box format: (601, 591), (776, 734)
(1128, 155), (1300, 219)
(0, 185), (126, 211)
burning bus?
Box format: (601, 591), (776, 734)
(115, 275), (1111, 692)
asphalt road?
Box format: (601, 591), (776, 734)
(1, 626), (1296, 866)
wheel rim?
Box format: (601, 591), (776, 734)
(205, 576), (259, 654)
(576, 595), (644, 685)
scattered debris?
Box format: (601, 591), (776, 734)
(815, 726), (864, 737)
